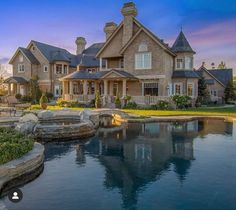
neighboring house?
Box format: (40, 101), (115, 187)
(5, 38), (104, 97)
(196, 65), (233, 103)
(61, 2), (200, 106)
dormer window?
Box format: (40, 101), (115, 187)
(19, 55), (23, 62)
(176, 59), (183, 69)
(18, 64), (25, 72)
(138, 43), (148, 52)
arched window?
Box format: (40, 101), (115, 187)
(138, 43), (148, 52)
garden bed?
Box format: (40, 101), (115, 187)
(0, 127), (34, 164)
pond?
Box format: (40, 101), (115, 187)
(2, 118), (236, 210)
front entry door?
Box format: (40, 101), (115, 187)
(113, 83), (118, 96)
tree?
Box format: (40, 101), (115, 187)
(29, 76), (42, 103)
(224, 81), (235, 103)
(197, 77), (209, 105)
(0, 75), (7, 96)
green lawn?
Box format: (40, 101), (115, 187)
(122, 106), (236, 117)
(30, 105), (236, 117)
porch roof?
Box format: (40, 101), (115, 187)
(61, 69), (137, 81)
(4, 76), (28, 84)
(172, 70), (200, 79)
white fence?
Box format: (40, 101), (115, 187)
(132, 96), (170, 105)
(64, 94), (95, 103)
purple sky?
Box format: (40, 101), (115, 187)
(0, 0), (235, 74)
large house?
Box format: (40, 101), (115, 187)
(5, 2), (233, 106)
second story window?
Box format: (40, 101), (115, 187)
(56, 64), (62, 74)
(44, 65), (48, 72)
(185, 57), (192, 69)
(120, 58), (124, 68)
(135, 52), (152, 70)
(18, 64), (25, 72)
(176, 59), (183, 69)
(63, 65), (68, 74)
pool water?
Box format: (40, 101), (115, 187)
(2, 119), (236, 210)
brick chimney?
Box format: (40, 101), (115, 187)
(121, 2), (137, 46)
(104, 22), (117, 40)
(75, 37), (87, 55)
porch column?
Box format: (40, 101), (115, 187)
(83, 80), (88, 95)
(62, 81), (66, 96)
(69, 81), (73, 94)
(141, 82), (144, 96)
(104, 80), (108, 96)
(94, 81), (97, 93)
(16, 84), (20, 94)
(8, 83), (11, 95)
(88, 82), (92, 95)
(122, 79), (127, 97)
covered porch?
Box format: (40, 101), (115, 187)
(4, 76), (29, 96)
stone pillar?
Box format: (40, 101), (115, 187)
(104, 80), (108, 96)
(16, 84), (20, 94)
(83, 80), (88, 95)
(69, 81), (73, 95)
(122, 79), (127, 96)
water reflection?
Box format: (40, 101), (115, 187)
(77, 118), (233, 209)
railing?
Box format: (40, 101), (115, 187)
(132, 96), (170, 105)
(64, 94), (95, 103)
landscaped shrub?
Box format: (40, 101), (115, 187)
(172, 95), (192, 109)
(0, 127), (34, 164)
(157, 100), (169, 110)
(15, 93), (22, 100)
(123, 101), (137, 109)
(115, 94), (121, 108)
(39, 94), (48, 109)
(56, 98), (85, 108)
(45, 92), (54, 101)
(21, 95), (33, 103)
(95, 91), (102, 108)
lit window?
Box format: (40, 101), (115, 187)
(135, 52), (152, 69)
(187, 83), (194, 97)
(138, 43), (148, 52)
(144, 83), (159, 96)
(56, 64), (62, 74)
(18, 64), (25, 72)
(174, 83), (182, 95)
(44, 65), (48, 72)
(19, 55), (23, 62)
(185, 57), (192, 69)
(63, 65), (68, 74)
(176, 59), (183, 69)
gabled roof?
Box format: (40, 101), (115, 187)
(172, 70), (200, 78)
(27, 40), (104, 67)
(61, 69), (137, 81)
(196, 66), (233, 87)
(172, 31), (195, 54)
(4, 76), (28, 84)
(9, 47), (39, 65)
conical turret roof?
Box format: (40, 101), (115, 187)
(172, 31), (195, 54)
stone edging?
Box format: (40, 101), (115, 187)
(0, 142), (44, 196)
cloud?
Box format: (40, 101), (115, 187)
(0, 57), (9, 64)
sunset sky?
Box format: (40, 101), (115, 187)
(0, 0), (235, 74)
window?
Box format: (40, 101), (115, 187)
(176, 59), (183, 69)
(56, 64), (62, 74)
(135, 52), (152, 69)
(19, 55), (23, 62)
(120, 58), (124, 68)
(63, 65), (68, 74)
(185, 57), (192, 69)
(211, 90), (218, 96)
(144, 83), (158, 96)
(187, 83), (194, 97)
(54, 85), (61, 97)
(43, 65), (48, 72)
(18, 64), (25, 72)
(138, 43), (148, 52)
(174, 83), (182, 95)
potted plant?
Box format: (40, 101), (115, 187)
(39, 93), (48, 110)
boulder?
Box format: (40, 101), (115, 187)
(80, 110), (99, 128)
(38, 110), (54, 119)
(15, 121), (37, 135)
(19, 113), (38, 123)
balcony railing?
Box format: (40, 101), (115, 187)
(64, 94), (95, 103)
